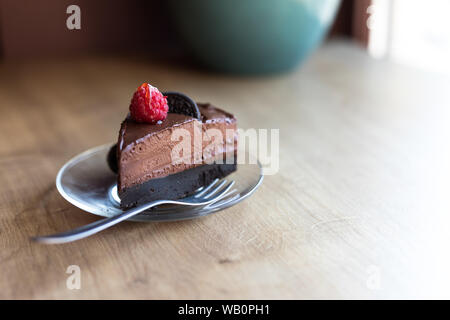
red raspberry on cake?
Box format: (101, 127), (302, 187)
(129, 83), (168, 123)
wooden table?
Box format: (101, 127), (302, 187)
(1, 41), (450, 299)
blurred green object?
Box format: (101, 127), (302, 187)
(168, 0), (341, 74)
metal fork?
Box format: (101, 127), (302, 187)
(32, 179), (235, 244)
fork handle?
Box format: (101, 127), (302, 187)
(31, 200), (164, 244)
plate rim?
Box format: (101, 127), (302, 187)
(56, 143), (116, 215)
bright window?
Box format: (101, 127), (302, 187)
(368, 0), (450, 75)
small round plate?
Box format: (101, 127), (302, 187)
(56, 144), (263, 222)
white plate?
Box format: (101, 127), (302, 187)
(56, 144), (263, 222)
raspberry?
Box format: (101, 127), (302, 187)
(129, 83), (168, 123)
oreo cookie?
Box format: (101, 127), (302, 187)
(107, 143), (118, 174)
(163, 91), (201, 120)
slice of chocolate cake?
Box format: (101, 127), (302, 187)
(108, 84), (238, 209)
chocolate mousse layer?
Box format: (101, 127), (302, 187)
(117, 103), (238, 208)
(119, 162), (237, 209)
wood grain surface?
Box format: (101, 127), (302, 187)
(1, 41), (450, 299)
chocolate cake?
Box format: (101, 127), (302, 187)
(108, 85), (238, 209)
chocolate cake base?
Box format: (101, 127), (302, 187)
(119, 163), (237, 209)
